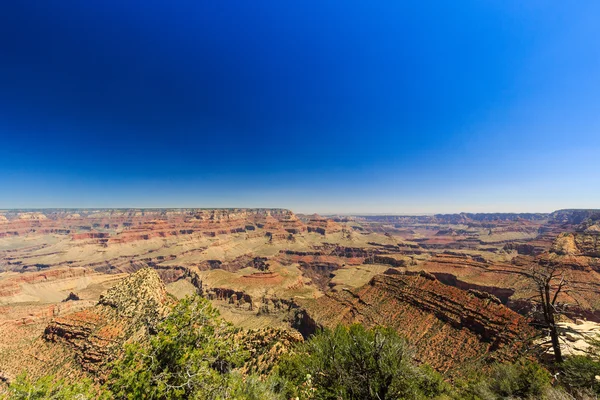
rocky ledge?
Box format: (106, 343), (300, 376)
(295, 273), (534, 374)
(44, 268), (171, 374)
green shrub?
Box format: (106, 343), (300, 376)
(454, 359), (551, 400)
(489, 359), (551, 398)
(2, 373), (106, 400)
(277, 324), (450, 400)
(226, 373), (286, 400)
(560, 355), (600, 395)
(107, 295), (247, 399)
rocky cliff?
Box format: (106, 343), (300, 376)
(43, 268), (171, 374)
(295, 273), (534, 374)
(0, 208), (306, 247)
(549, 209), (600, 225)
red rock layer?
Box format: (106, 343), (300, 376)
(0, 209), (321, 247)
(43, 269), (171, 374)
(297, 273), (534, 373)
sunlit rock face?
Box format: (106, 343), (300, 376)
(294, 272), (534, 374)
(44, 268), (171, 374)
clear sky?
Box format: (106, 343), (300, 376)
(0, 1), (599, 214)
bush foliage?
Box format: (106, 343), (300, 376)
(2, 374), (105, 400)
(277, 324), (449, 399)
(561, 355), (600, 395)
(108, 295), (248, 399)
(455, 359), (552, 400)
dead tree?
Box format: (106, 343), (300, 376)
(523, 260), (571, 364)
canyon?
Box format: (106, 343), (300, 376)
(1, 208), (600, 384)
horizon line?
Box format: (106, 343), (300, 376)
(0, 207), (596, 216)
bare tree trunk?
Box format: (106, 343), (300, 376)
(549, 324), (563, 363)
(545, 283), (563, 363)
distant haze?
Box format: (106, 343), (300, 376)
(0, 1), (599, 213)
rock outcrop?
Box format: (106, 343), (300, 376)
(43, 268), (171, 374)
(295, 273), (534, 373)
(0, 208), (310, 251)
(549, 209), (600, 225)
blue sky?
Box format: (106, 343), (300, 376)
(0, 1), (599, 213)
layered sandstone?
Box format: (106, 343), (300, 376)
(0, 208), (307, 245)
(306, 216), (342, 235)
(43, 268), (171, 374)
(295, 273), (534, 373)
